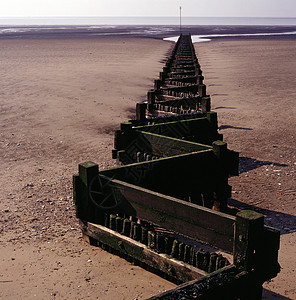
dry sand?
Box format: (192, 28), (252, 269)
(0, 37), (176, 299)
(0, 37), (295, 299)
(196, 39), (296, 299)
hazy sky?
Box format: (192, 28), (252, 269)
(1, 0), (296, 18)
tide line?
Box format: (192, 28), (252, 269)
(164, 30), (296, 43)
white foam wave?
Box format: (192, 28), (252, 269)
(0, 27), (70, 34)
(164, 31), (296, 43)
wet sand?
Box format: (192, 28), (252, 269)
(0, 36), (295, 299)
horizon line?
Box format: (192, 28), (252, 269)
(1, 16), (296, 19)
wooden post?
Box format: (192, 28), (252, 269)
(212, 140), (229, 212)
(201, 96), (211, 113)
(159, 71), (166, 81)
(208, 253), (218, 273)
(122, 218), (131, 236)
(163, 66), (169, 76)
(198, 84), (207, 97)
(112, 149), (118, 159)
(234, 210), (265, 300)
(73, 174), (80, 218)
(171, 240), (179, 258)
(195, 67), (202, 76)
(166, 59), (172, 68)
(156, 233), (165, 253)
(136, 103), (146, 124)
(141, 227), (148, 245)
(178, 243), (185, 261)
(154, 79), (162, 90)
(212, 140), (227, 159)
(148, 231), (155, 249)
(118, 122), (133, 154)
(75, 162), (102, 223)
(206, 111), (218, 131)
(110, 214), (117, 230)
(259, 227), (281, 280)
(196, 75), (204, 84)
(113, 129), (122, 154)
(120, 122), (133, 133)
(147, 90), (155, 113)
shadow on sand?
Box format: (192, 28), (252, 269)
(219, 124), (252, 131)
(262, 289), (293, 300)
(228, 198), (296, 235)
(229, 156), (294, 299)
(211, 94), (229, 97)
(214, 106), (236, 109)
(238, 156), (288, 174)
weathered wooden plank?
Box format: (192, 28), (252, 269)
(134, 118), (218, 144)
(147, 265), (239, 300)
(80, 221), (208, 284)
(142, 112), (205, 125)
(102, 150), (225, 201)
(154, 98), (201, 110)
(139, 131), (212, 155)
(114, 125), (212, 157)
(101, 177), (235, 253)
(158, 84), (199, 94)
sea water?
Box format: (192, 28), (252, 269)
(1, 16), (296, 26)
(1, 17), (296, 41)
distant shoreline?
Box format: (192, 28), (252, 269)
(165, 28), (296, 43)
(1, 24), (296, 41)
(1, 16), (296, 26)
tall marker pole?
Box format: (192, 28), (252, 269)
(179, 6), (182, 35)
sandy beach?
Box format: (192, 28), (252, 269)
(0, 37), (176, 299)
(0, 36), (295, 299)
(196, 39), (296, 299)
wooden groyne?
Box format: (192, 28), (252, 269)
(73, 34), (280, 299)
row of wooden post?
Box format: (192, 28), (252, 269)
(74, 34), (280, 299)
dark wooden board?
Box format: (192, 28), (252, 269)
(104, 178), (235, 253)
(81, 220), (208, 284)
